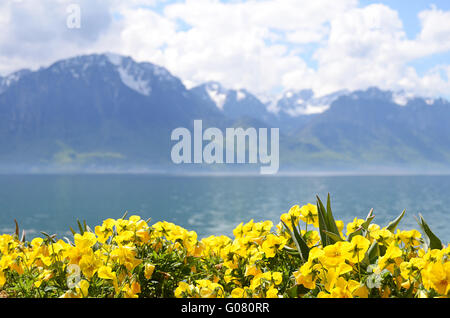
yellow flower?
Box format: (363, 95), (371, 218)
(196, 279), (224, 298)
(34, 269), (53, 288)
(59, 291), (80, 298)
(98, 266), (116, 280)
(320, 263), (353, 292)
(144, 264), (156, 279)
(280, 205), (302, 231)
(329, 277), (355, 298)
(322, 241), (352, 267)
(74, 232), (97, 250)
(422, 261), (450, 295)
(335, 220), (344, 236)
(351, 282), (369, 298)
(345, 235), (370, 263)
(123, 281), (141, 298)
(79, 252), (102, 279)
(266, 287), (279, 298)
(398, 230), (422, 247)
(76, 280), (90, 297)
(368, 223), (380, 233)
(175, 281), (192, 298)
(264, 272), (283, 286)
(423, 249), (439, 263)
(346, 217), (364, 237)
(233, 222), (245, 238)
(261, 234), (287, 258)
(309, 247), (325, 260)
(301, 230), (320, 248)
(317, 291), (332, 298)
(245, 264), (262, 277)
(231, 287), (250, 298)
(0, 270), (5, 288)
(252, 220), (273, 237)
(371, 228), (394, 246)
(95, 218), (116, 244)
(110, 246), (141, 272)
(299, 204), (319, 227)
(294, 260), (321, 290)
(400, 258), (425, 280)
(378, 244), (403, 273)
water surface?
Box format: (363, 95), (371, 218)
(0, 174), (448, 243)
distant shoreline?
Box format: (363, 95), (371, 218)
(2, 169), (450, 177)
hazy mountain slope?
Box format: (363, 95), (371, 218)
(0, 54), (225, 168)
(1, 54), (450, 172)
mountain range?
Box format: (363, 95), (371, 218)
(1, 53), (450, 174)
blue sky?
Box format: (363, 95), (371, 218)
(360, 0), (450, 76)
(1, 0), (450, 99)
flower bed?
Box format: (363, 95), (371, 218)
(0, 195), (448, 298)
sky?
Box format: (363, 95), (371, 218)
(1, 0), (450, 100)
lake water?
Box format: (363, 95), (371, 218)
(0, 174), (449, 243)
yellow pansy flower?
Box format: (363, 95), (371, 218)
(299, 204), (319, 227)
(345, 217), (365, 237)
(144, 264), (156, 279)
(322, 241), (352, 267)
(74, 232), (97, 250)
(345, 235), (371, 263)
(79, 252), (102, 279)
(98, 266), (116, 280)
(398, 230), (422, 247)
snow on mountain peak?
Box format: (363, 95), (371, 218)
(104, 54), (152, 96)
(117, 65), (152, 96)
(0, 69), (31, 93)
(277, 89), (346, 117)
(391, 90), (439, 107)
(205, 83), (227, 110)
(392, 91), (414, 106)
(236, 90), (246, 101)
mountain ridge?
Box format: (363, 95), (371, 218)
(1, 53), (450, 173)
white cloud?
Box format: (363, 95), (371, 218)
(0, 0), (449, 100)
(307, 4), (450, 98)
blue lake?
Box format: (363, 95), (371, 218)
(0, 174), (449, 243)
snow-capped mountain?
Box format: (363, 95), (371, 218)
(190, 81), (277, 124)
(45, 53), (186, 97)
(1, 53), (450, 172)
(0, 53), (225, 168)
(275, 89), (349, 116)
(0, 69), (32, 94)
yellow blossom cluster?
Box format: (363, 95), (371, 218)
(0, 201), (448, 298)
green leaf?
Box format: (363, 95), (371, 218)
(386, 209), (406, 233)
(362, 241), (379, 266)
(417, 213), (443, 250)
(283, 245), (300, 255)
(14, 219), (19, 237)
(362, 209), (375, 230)
(291, 217), (310, 261)
(322, 230), (344, 243)
(69, 226), (77, 236)
(280, 219), (305, 262)
(77, 219), (85, 235)
(316, 197), (331, 247)
(347, 226), (363, 241)
(286, 285), (298, 298)
(325, 193), (341, 236)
